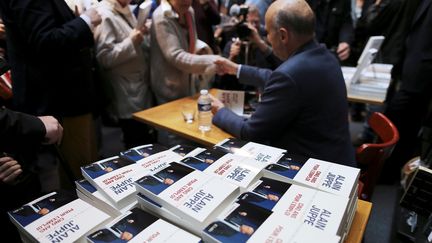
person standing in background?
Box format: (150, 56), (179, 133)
(306, 0), (354, 61)
(150, 0), (222, 146)
(95, 0), (156, 149)
(0, 0), (102, 184)
(192, 0), (221, 54)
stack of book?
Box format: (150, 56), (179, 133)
(214, 138), (286, 164)
(8, 191), (110, 243)
(179, 147), (267, 190)
(75, 178), (136, 217)
(80, 144), (183, 213)
(203, 176), (352, 242)
(134, 162), (240, 233)
(87, 208), (200, 242)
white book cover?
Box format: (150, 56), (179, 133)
(121, 144), (183, 174)
(8, 191), (110, 243)
(216, 90), (245, 116)
(239, 177), (349, 236)
(204, 201), (342, 243)
(247, 213), (341, 243)
(87, 208), (200, 243)
(180, 148), (265, 189)
(136, 0), (152, 29)
(134, 162), (239, 228)
(264, 154), (359, 199)
(75, 179), (137, 216)
(119, 144), (167, 163)
(136, 193), (201, 236)
(215, 138), (285, 164)
(216, 90), (260, 118)
(81, 156), (141, 207)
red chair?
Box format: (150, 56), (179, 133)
(356, 112), (399, 201)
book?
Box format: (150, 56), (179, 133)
(136, 193), (200, 235)
(203, 201), (272, 242)
(81, 144), (182, 209)
(120, 144), (183, 175)
(8, 191), (110, 243)
(180, 148), (266, 190)
(87, 207), (200, 243)
(170, 144), (198, 157)
(263, 153), (360, 200)
(119, 144), (168, 163)
(81, 156), (141, 209)
(134, 162), (240, 230)
(75, 178), (137, 217)
(215, 90), (260, 118)
(203, 199), (343, 243)
(214, 138), (285, 164)
(237, 177), (351, 237)
(136, 0), (152, 29)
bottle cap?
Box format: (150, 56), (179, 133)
(200, 89), (208, 95)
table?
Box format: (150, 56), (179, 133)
(345, 200), (373, 243)
(342, 65), (392, 105)
(134, 91), (372, 242)
(133, 90), (233, 147)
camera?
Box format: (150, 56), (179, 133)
(229, 5), (251, 40)
(235, 22), (251, 40)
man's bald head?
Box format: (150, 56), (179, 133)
(266, 0), (315, 39)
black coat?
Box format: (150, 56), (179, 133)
(0, 0), (96, 117)
(307, 0), (354, 49)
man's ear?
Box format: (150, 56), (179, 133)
(279, 27), (289, 44)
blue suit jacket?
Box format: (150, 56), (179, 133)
(213, 41), (356, 166)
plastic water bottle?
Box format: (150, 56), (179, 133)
(197, 89), (212, 132)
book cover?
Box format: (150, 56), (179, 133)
(203, 201), (273, 243)
(75, 179), (137, 217)
(87, 208), (200, 243)
(136, 0), (152, 29)
(238, 177), (350, 237)
(136, 193), (201, 235)
(119, 144), (167, 163)
(81, 156), (141, 207)
(134, 162), (239, 229)
(9, 191), (110, 243)
(264, 154), (360, 199)
(170, 144), (197, 157)
(215, 138), (285, 164)
(215, 90), (260, 118)
(121, 144), (183, 175)
(180, 148), (266, 190)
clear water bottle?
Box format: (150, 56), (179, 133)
(197, 89), (212, 132)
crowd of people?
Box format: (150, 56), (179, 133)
(0, 0), (431, 240)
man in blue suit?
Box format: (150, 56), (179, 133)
(213, 0), (355, 167)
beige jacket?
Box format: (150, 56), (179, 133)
(150, 0), (219, 104)
(95, 0), (153, 119)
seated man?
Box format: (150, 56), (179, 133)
(213, 0), (356, 167)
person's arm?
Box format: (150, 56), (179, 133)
(95, 16), (142, 69)
(11, 0), (96, 57)
(213, 71), (300, 141)
(153, 12), (220, 74)
(336, 0), (354, 61)
(0, 108), (63, 150)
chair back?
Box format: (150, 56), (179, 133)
(356, 112), (399, 201)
